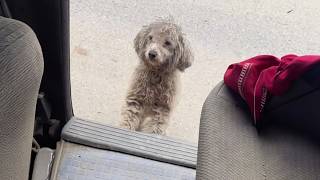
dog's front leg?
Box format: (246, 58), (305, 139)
(120, 100), (143, 131)
(139, 106), (170, 135)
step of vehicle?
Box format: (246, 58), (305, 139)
(51, 141), (196, 180)
(61, 117), (197, 168)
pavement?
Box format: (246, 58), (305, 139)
(70, 0), (320, 144)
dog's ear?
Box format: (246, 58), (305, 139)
(176, 35), (193, 72)
(134, 26), (150, 55)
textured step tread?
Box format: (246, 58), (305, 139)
(62, 117), (197, 168)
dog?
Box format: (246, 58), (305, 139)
(120, 19), (193, 135)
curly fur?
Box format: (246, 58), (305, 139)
(120, 20), (193, 134)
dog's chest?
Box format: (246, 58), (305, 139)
(139, 72), (177, 106)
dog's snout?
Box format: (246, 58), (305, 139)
(148, 50), (157, 60)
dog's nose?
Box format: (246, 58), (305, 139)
(148, 50), (157, 60)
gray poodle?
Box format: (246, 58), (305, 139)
(120, 20), (193, 135)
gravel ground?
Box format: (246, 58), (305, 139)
(70, 0), (320, 143)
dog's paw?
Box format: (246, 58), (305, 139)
(119, 121), (135, 131)
(152, 128), (166, 135)
(139, 124), (166, 135)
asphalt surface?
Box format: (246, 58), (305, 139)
(70, 0), (320, 143)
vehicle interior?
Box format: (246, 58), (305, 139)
(0, 0), (320, 180)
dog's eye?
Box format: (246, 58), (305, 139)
(164, 40), (171, 46)
(148, 36), (153, 40)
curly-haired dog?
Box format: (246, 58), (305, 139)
(120, 20), (193, 135)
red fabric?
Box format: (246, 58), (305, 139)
(224, 54), (320, 125)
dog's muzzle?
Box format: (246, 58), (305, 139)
(148, 50), (158, 60)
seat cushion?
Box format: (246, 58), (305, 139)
(196, 82), (320, 180)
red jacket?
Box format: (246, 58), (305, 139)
(224, 54), (320, 125)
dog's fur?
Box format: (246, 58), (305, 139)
(120, 20), (193, 134)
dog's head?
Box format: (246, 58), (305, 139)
(134, 20), (193, 72)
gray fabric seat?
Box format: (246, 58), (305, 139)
(196, 79), (320, 180)
(0, 17), (43, 180)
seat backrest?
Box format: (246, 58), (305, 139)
(0, 17), (43, 180)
